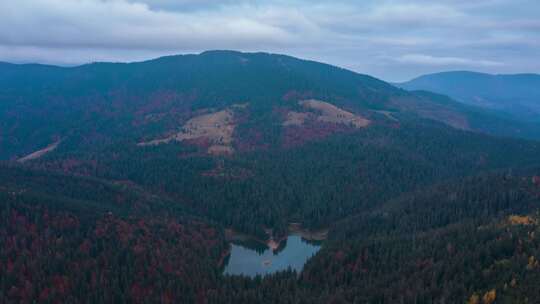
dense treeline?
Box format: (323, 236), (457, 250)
(2, 165), (539, 303)
(332, 173), (539, 240)
(0, 167), (227, 303)
(34, 120), (540, 238)
(212, 173), (540, 303)
(6, 99), (540, 303)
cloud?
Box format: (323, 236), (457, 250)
(396, 54), (504, 67)
(0, 0), (294, 50)
(0, 0), (538, 81)
(125, 0), (250, 11)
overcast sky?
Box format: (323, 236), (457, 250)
(1, 0), (539, 81)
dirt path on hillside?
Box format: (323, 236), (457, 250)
(18, 140), (61, 163)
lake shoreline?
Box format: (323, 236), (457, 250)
(225, 223), (328, 252)
(217, 247), (232, 268)
(288, 223), (329, 241)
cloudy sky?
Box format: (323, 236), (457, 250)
(1, 0), (539, 81)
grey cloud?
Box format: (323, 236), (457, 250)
(0, 0), (538, 81)
(0, 0), (294, 49)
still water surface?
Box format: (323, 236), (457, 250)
(223, 235), (321, 277)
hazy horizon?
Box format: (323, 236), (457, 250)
(2, 49), (540, 83)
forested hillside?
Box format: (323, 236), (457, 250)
(1, 51), (536, 160)
(0, 165), (227, 303)
(2, 166), (539, 303)
(1, 51), (540, 303)
(29, 118), (540, 238)
(212, 172), (540, 303)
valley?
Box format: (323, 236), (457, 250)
(1, 51), (540, 303)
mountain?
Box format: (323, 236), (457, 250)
(3, 51), (540, 162)
(2, 51), (540, 303)
(3, 50), (540, 234)
(397, 71), (540, 122)
(412, 90), (540, 140)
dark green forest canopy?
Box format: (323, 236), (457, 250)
(1, 51), (540, 303)
(2, 165), (540, 303)
(24, 119), (540, 237)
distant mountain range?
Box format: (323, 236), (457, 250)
(396, 71), (540, 122)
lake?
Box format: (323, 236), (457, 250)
(223, 235), (321, 277)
